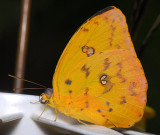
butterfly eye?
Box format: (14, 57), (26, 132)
(39, 95), (48, 104)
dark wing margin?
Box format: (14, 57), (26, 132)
(88, 6), (115, 20)
(74, 6), (115, 34)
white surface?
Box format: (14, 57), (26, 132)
(0, 92), (154, 135)
(123, 130), (155, 135)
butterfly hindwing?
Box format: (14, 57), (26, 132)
(53, 50), (147, 128)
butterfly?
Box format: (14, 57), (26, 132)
(40, 6), (147, 128)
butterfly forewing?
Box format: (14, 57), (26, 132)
(53, 6), (136, 98)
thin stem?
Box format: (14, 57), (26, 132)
(14, 0), (32, 93)
(138, 14), (160, 57)
(129, 0), (149, 42)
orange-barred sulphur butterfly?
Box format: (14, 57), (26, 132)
(40, 6), (147, 128)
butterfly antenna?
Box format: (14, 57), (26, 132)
(13, 88), (46, 91)
(8, 74), (47, 88)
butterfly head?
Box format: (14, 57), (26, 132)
(39, 88), (53, 104)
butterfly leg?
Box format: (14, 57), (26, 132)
(46, 101), (59, 122)
(54, 108), (58, 122)
(38, 103), (48, 119)
(77, 119), (90, 126)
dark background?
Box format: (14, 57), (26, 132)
(0, 0), (160, 134)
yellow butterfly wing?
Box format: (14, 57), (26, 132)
(51, 50), (147, 128)
(53, 6), (137, 99)
(50, 6), (147, 128)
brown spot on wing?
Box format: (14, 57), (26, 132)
(109, 24), (116, 46)
(99, 74), (114, 94)
(84, 87), (89, 96)
(86, 71), (90, 77)
(140, 95), (147, 104)
(68, 90), (72, 94)
(94, 21), (99, 25)
(120, 96), (127, 104)
(109, 38), (113, 46)
(83, 28), (89, 32)
(68, 102), (72, 105)
(81, 65), (90, 78)
(129, 82), (137, 89)
(97, 109), (101, 113)
(116, 62), (122, 74)
(139, 114), (142, 117)
(87, 47), (95, 56)
(82, 46), (88, 53)
(106, 101), (110, 106)
(65, 79), (72, 85)
(117, 74), (126, 83)
(128, 82), (137, 96)
(81, 65), (87, 71)
(85, 102), (89, 108)
(109, 108), (113, 112)
(103, 84), (113, 94)
(116, 63), (126, 83)
(104, 58), (111, 71)
(82, 45), (95, 57)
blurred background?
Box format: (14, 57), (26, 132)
(0, 0), (159, 134)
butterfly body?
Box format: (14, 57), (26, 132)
(42, 6), (147, 128)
